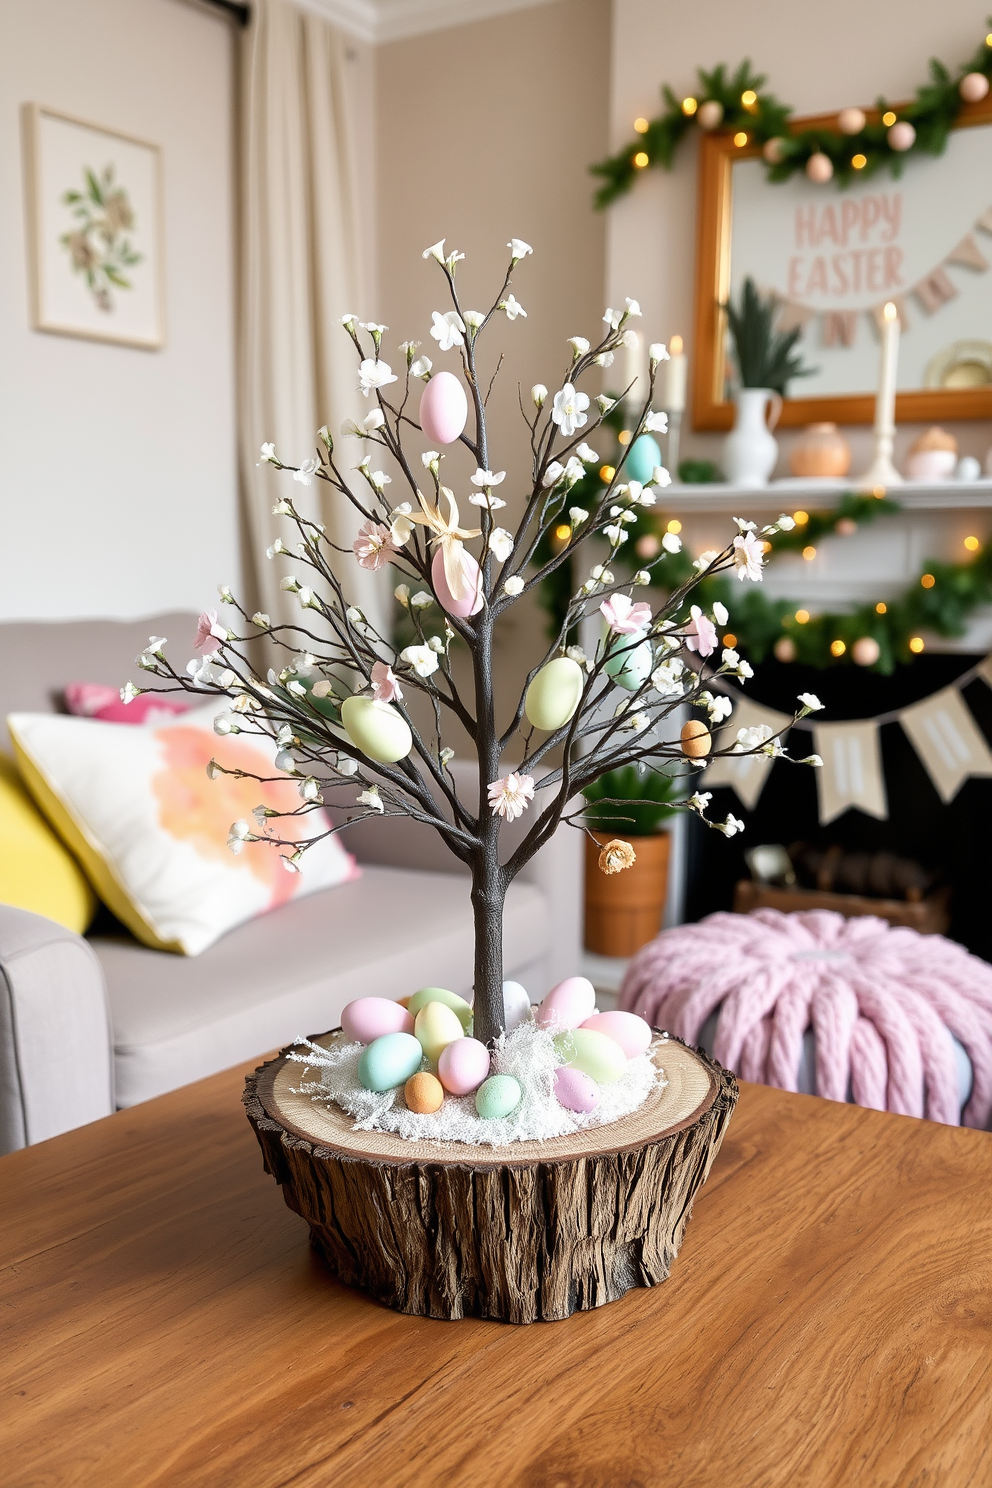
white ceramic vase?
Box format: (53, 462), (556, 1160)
(724, 387), (783, 487)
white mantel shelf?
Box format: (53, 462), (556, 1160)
(661, 479), (992, 651)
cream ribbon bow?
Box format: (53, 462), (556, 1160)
(407, 486), (482, 601)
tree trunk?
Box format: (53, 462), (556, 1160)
(244, 1031), (738, 1324)
(471, 865), (506, 1047)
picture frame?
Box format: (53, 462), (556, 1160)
(22, 103), (165, 351)
(691, 94), (992, 429)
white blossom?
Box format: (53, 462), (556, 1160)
(568, 336), (590, 357)
(651, 659), (684, 696)
(798, 693), (824, 711)
(576, 443), (599, 463)
(687, 791), (712, 814)
(713, 601), (729, 626)
(705, 694), (734, 724)
(409, 590), (434, 609)
(357, 786), (384, 813)
(430, 311), (466, 351)
(259, 441), (277, 463)
(777, 514), (796, 531)
(421, 450), (440, 468)
(394, 583), (410, 607)
(340, 313), (358, 328)
(733, 530), (765, 582)
(596, 395), (616, 414)
(471, 468), (506, 487)
(214, 712), (242, 736)
(423, 239), (446, 262)
(634, 569), (651, 585)
(531, 384), (548, 407)
(625, 298), (641, 317)
(439, 747), (455, 765)
(488, 527), (514, 562)
(463, 310), (485, 331)
(719, 814), (745, 838)
(445, 248), (465, 271)
(507, 238), (533, 260)
(551, 383), (590, 437)
(401, 643), (439, 678)
(469, 492), (506, 510)
(652, 465), (672, 487)
(410, 356), (432, 379)
(501, 294), (527, 320)
(227, 819), (251, 855)
(565, 645), (587, 665)
(569, 506), (589, 525)
(428, 635), (445, 653)
(694, 549), (719, 572)
(648, 342), (669, 363)
(643, 411), (668, 433)
(603, 308), (621, 331)
(299, 777), (322, 803)
(358, 358), (397, 396)
(336, 755), (358, 776)
(735, 516), (758, 532)
(563, 456), (586, 485)
(594, 352), (615, 368)
(293, 458), (319, 487)
(488, 771), (536, 822)
(662, 532), (682, 554)
(279, 575), (300, 592)
(542, 461), (564, 487)
(801, 754), (824, 767)
(503, 576), (525, 596)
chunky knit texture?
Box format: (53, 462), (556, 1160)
(619, 908), (992, 1128)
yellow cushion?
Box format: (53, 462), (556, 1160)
(0, 752), (97, 933)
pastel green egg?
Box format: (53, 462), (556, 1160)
(341, 695), (413, 763)
(524, 657), (584, 732)
(474, 1074), (522, 1119)
(604, 633), (653, 692)
(553, 1027), (627, 1085)
(407, 985), (473, 1032)
(358, 1031), (424, 1092)
(414, 1001), (465, 1068)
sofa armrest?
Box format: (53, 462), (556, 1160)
(0, 906), (114, 1153)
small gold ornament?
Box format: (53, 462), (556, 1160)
(598, 839), (637, 874)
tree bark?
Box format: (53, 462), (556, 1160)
(244, 1032), (738, 1324)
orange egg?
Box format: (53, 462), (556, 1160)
(405, 1071), (444, 1114)
(681, 719), (712, 759)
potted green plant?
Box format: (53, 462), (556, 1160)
(582, 764), (680, 957)
(723, 276), (815, 486)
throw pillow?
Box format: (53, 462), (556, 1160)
(9, 705), (359, 955)
(63, 682), (191, 724)
(0, 753), (97, 933)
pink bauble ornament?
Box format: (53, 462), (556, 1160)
(418, 370), (468, 445)
(959, 72), (990, 103)
(763, 136), (787, 164)
(431, 546), (483, 618)
(806, 151), (834, 183)
(852, 636), (881, 667)
(835, 517), (857, 537)
(774, 636), (797, 663)
(837, 107), (866, 135)
(696, 100), (724, 131)
(887, 121), (916, 152)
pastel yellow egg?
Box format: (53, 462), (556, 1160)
(414, 1001), (464, 1068)
(404, 1071), (445, 1113)
(407, 985), (473, 1032)
(341, 695), (413, 763)
(553, 1027), (627, 1085)
(524, 657), (584, 732)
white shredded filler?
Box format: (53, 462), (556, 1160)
(287, 1017), (663, 1147)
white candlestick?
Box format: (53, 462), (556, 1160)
(661, 334), (687, 413)
(857, 302), (903, 488)
(623, 330), (642, 405)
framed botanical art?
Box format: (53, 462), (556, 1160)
(692, 93), (992, 428)
(23, 104), (165, 350)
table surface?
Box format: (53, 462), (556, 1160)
(3, 1059), (991, 1488)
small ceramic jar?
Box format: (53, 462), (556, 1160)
(905, 427), (957, 482)
(788, 423), (851, 478)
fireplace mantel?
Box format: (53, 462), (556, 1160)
(664, 479), (992, 650)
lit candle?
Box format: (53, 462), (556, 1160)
(661, 334), (687, 412)
(623, 330), (643, 404)
(858, 301), (903, 488)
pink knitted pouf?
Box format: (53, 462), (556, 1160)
(619, 908), (992, 1128)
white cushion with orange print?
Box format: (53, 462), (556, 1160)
(7, 704), (359, 955)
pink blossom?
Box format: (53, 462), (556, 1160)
(600, 593), (652, 635)
(733, 530), (765, 582)
(194, 609), (227, 654)
(487, 771), (536, 822)
(353, 521), (396, 571)
(370, 661), (403, 703)
(685, 605), (718, 657)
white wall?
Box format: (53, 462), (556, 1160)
(606, 0), (992, 471)
(0, 0), (239, 621)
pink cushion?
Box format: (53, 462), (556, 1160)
(64, 683), (191, 725)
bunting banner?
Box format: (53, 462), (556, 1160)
(708, 652), (992, 824)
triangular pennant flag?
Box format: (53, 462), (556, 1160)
(976, 205), (992, 236)
(975, 652), (992, 691)
(823, 310), (858, 348)
(812, 721), (887, 825)
(899, 687), (992, 802)
(704, 696), (793, 810)
(913, 267), (958, 314)
(946, 232), (990, 272)
(777, 301), (815, 335)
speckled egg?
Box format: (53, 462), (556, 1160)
(341, 695), (413, 763)
(625, 433), (663, 486)
(475, 1073), (522, 1120)
(404, 1071), (445, 1113)
(419, 370), (469, 446)
(553, 1066), (601, 1113)
(437, 1037), (491, 1095)
(604, 632), (653, 692)
(535, 976), (596, 1031)
(341, 996), (414, 1044)
(415, 1001), (464, 1068)
(501, 980), (532, 1032)
(358, 1031), (424, 1092)
(681, 718), (712, 759)
(554, 1027), (627, 1085)
(580, 1010), (652, 1058)
(432, 547), (483, 618)
(524, 657), (584, 732)
(407, 986), (473, 1032)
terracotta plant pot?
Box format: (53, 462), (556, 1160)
(788, 422), (851, 478)
(584, 830), (670, 957)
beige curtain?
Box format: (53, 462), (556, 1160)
(238, 0), (384, 633)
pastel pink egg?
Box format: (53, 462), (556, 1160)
(535, 976), (596, 1031)
(553, 1066), (600, 1113)
(580, 1010), (652, 1058)
(341, 996), (414, 1044)
(437, 1036), (491, 1095)
(419, 370), (468, 445)
(431, 547), (483, 618)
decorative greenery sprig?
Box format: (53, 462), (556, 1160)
(591, 25), (992, 208)
(725, 278), (816, 394)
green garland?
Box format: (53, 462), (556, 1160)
(591, 24), (992, 208)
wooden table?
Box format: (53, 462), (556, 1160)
(3, 1061), (991, 1487)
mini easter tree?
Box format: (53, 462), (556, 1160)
(136, 237), (817, 1050)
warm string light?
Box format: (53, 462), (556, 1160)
(965, 535), (981, 551)
(734, 131), (748, 147)
(795, 609), (810, 625)
(876, 602), (888, 614)
(830, 639), (846, 657)
(682, 96), (698, 116)
(666, 519), (682, 534)
(909, 636), (925, 653)
(802, 545), (817, 561)
(921, 573), (936, 589)
(634, 117), (649, 134)
(617, 430), (632, 445)
(741, 89), (757, 109)
(554, 524), (572, 542)
(882, 110), (897, 126)
(633, 151), (649, 169)
(600, 464), (615, 482)
(852, 153), (867, 169)
(723, 632), (738, 647)
(793, 509), (809, 525)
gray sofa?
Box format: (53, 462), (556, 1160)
(0, 614), (581, 1152)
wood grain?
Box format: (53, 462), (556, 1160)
(2, 1056), (991, 1486)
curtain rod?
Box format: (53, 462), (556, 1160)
(200, 0), (251, 25)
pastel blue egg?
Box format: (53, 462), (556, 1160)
(625, 433), (663, 485)
(358, 1032), (424, 1092)
(474, 1073), (522, 1119)
(604, 633), (653, 692)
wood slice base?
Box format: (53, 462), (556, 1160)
(244, 1032), (738, 1324)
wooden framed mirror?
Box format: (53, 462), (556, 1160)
(691, 95), (992, 429)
